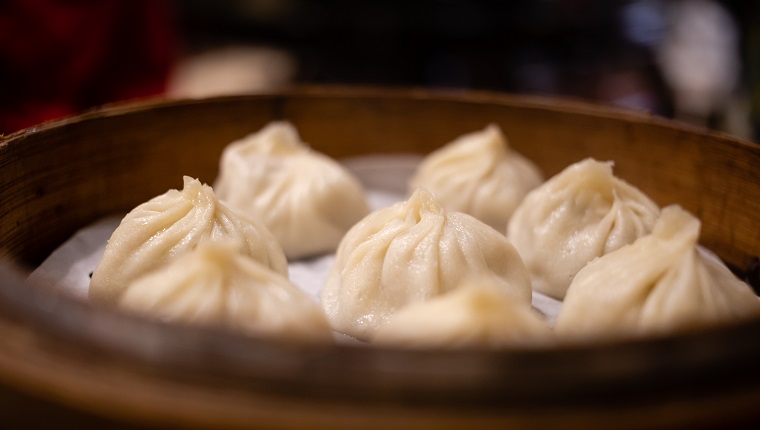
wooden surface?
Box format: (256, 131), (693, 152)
(0, 87), (759, 429)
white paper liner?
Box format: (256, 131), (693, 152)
(28, 154), (563, 340)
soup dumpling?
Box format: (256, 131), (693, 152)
(410, 124), (543, 231)
(507, 158), (659, 300)
(322, 188), (532, 340)
(214, 121), (370, 260)
(556, 205), (760, 341)
(120, 241), (333, 344)
(372, 277), (553, 349)
(90, 176), (287, 305)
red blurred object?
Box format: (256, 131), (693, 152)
(0, 0), (177, 134)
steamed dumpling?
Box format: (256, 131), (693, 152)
(556, 205), (760, 341)
(410, 124), (543, 231)
(90, 176), (287, 305)
(372, 277), (553, 349)
(120, 241), (333, 344)
(321, 188), (532, 340)
(507, 158), (660, 299)
(214, 121), (370, 259)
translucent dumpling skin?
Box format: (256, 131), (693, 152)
(507, 158), (660, 300)
(321, 188), (532, 340)
(372, 278), (553, 349)
(556, 205), (760, 341)
(214, 121), (370, 260)
(89, 176), (288, 305)
(120, 241), (333, 344)
(410, 124), (543, 231)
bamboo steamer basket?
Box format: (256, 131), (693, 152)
(0, 87), (759, 429)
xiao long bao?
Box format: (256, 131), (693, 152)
(409, 124), (543, 231)
(321, 188), (532, 341)
(372, 276), (554, 349)
(214, 121), (370, 260)
(120, 241), (334, 344)
(89, 176), (288, 305)
(507, 158), (660, 300)
(556, 205), (760, 341)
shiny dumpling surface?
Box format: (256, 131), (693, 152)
(556, 205), (760, 341)
(120, 241), (333, 344)
(321, 188), (532, 340)
(372, 277), (553, 349)
(507, 158), (660, 300)
(90, 176), (288, 305)
(214, 121), (370, 260)
(410, 124), (543, 231)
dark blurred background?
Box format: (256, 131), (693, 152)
(2, 0), (758, 141)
